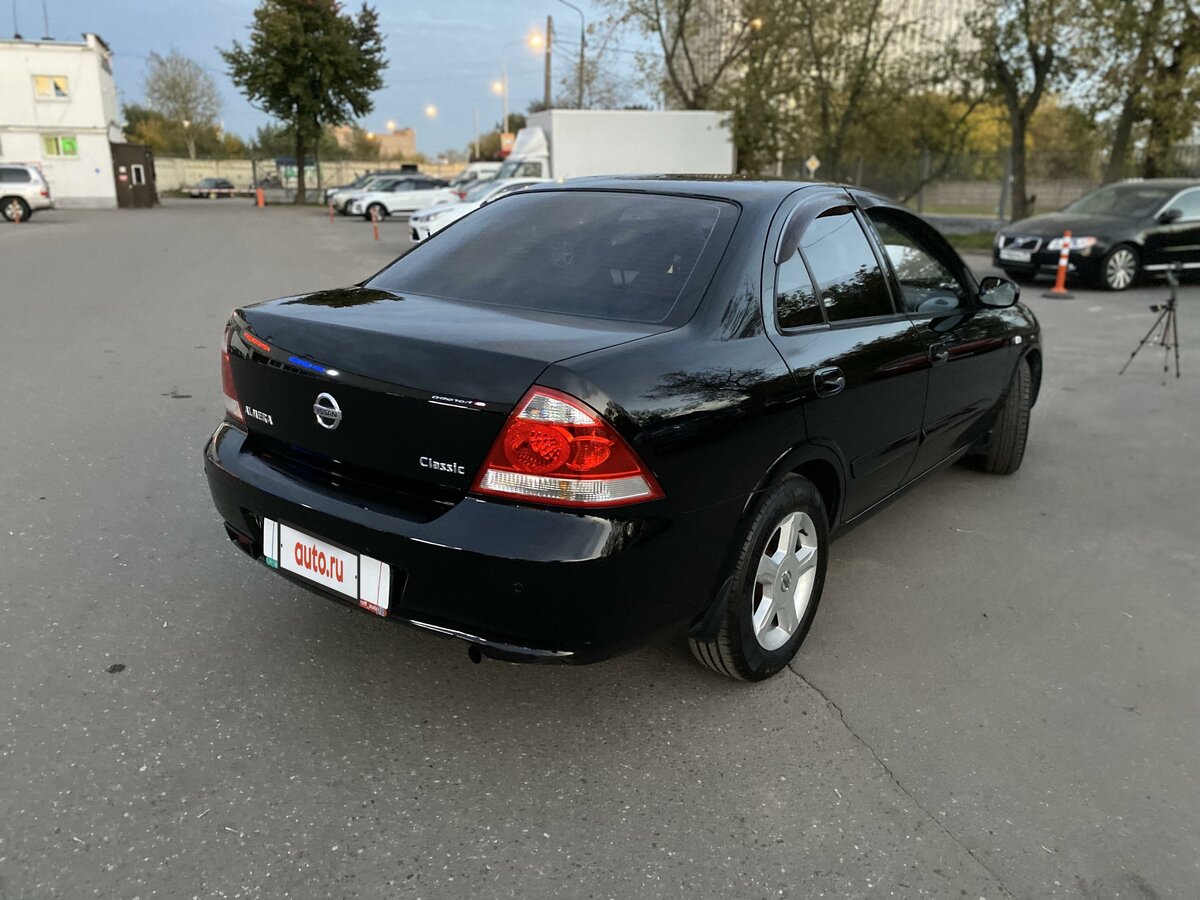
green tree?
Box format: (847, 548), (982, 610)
(143, 51), (222, 159)
(971, 0), (1076, 219)
(251, 122), (367, 160)
(221, 0), (387, 202)
(600, 0), (766, 109)
(124, 103), (247, 158)
(472, 114), (528, 161)
(1139, 3), (1200, 176)
(712, 0), (971, 179)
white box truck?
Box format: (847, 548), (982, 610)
(495, 110), (735, 181)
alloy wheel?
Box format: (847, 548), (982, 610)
(752, 511), (819, 651)
(4, 198), (24, 221)
(1105, 248), (1137, 291)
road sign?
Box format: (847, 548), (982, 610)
(805, 155), (821, 177)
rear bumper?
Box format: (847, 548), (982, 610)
(204, 423), (742, 662)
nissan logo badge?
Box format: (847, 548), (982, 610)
(313, 392), (342, 430)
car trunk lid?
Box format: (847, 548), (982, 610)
(226, 286), (668, 503)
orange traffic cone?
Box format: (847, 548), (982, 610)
(1043, 230), (1074, 298)
(255, 186), (265, 208)
(371, 206), (380, 241)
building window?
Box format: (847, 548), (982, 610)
(43, 135), (79, 158)
(131, 164), (146, 185)
(33, 75), (70, 99)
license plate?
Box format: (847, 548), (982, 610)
(999, 248), (1032, 263)
(263, 518), (392, 616)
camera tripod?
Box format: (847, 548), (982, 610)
(1119, 265), (1182, 384)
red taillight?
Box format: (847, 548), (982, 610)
(40, 188), (49, 197)
(221, 349), (244, 423)
(472, 387), (663, 508)
(456, 190), (467, 199)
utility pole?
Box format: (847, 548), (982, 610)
(556, 0), (585, 108)
(473, 107), (480, 161)
(502, 60), (509, 136)
(543, 15), (553, 110)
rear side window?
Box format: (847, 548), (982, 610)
(801, 209), (894, 322)
(776, 251), (822, 329)
(368, 191), (734, 324)
(0, 167), (32, 184)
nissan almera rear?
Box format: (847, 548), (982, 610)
(205, 178), (1040, 680)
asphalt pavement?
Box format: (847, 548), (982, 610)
(1, 201), (1196, 899)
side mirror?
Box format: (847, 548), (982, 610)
(1158, 207), (1183, 224)
(978, 275), (1019, 308)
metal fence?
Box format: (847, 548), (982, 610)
(782, 146), (1200, 226)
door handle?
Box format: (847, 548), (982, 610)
(930, 343), (950, 367)
(813, 366), (845, 398)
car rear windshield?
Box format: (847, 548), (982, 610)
(367, 190), (736, 324)
(1065, 184), (1174, 218)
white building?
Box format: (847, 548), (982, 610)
(0, 33), (124, 208)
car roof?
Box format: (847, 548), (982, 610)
(1112, 178), (1200, 191)
(529, 175), (900, 214)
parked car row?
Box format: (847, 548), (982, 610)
(0, 162), (53, 221)
(409, 177), (548, 241)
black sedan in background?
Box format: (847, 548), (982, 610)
(205, 178), (1040, 681)
(995, 178), (1200, 290)
(188, 177), (237, 198)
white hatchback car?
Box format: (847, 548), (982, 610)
(409, 178), (549, 242)
(1, 163), (53, 221)
(348, 177), (457, 220)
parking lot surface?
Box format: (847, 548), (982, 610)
(1, 201), (1197, 899)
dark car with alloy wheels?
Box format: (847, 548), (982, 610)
(995, 178), (1200, 291)
(204, 178), (1041, 681)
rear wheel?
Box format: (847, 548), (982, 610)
(689, 475), (828, 682)
(365, 203), (387, 221)
(1099, 244), (1139, 291)
(973, 358), (1031, 475)
(2, 196), (31, 222)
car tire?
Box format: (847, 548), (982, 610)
(365, 203), (387, 221)
(1099, 244), (1139, 291)
(2, 196), (31, 222)
(973, 357), (1031, 475)
(689, 475), (829, 682)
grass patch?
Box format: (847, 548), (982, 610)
(944, 231), (996, 252)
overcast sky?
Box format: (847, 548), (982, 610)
(20, 0), (650, 155)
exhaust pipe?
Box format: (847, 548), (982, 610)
(466, 644), (483, 665)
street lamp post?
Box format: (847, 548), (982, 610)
(543, 15), (553, 110)
(494, 32), (544, 140)
(492, 67), (509, 136)
(556, 0), (585, 108)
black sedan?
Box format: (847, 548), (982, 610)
(188, 177), (237, 199)
(205, 178), (1040, 681)
(995, 178), (1200, 290)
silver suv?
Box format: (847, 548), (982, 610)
(1, 163), (53, 221)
